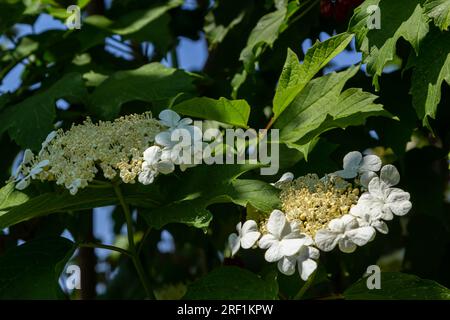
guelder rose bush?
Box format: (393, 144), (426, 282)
(229, 152), (412, 281)
(1, 0), (449, 301)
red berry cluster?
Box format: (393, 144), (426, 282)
(320, 0), (364, 23)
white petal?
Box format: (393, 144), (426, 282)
(388, 200), (412, 216)
(334, 169), (357, 179)
(297, 245), (319, 261)
(15, 178), (31, 190)
(359, 154), (382, 172)
(356, 217), (369, 227)
(287, 221), (301, 235)
(358, 192), (376, 202)
(179, 118), (193, 126)
(350, 204), (365, 218)
(156, 160), (175, 174)
(387, 188), (410, 202)
(373, 220), (389, 234)
(343, 151), (363, 173)
(298, 259), (317, 281)
(258, 234), (277, 249)
(241, 231), (261, 249)
(143, 146), (162, 164)
(277, 256), (296, 276)
(35, 159), (50, 168)
(308, 247), (320, 260)
(341, 214), (359, 231)
(381, 206), (394, 221)
(338, 238), (357, 253)
(264, 241), (284, 262)
(235, 222), (242, 235)
(160, 148), (172, 162)
(314, 230), (340, 252)
(29, 166), (43, 177)
(22, 149), (34, 164)
(360, 171), (377, 188)
(266, 210), (288, 239)
(187, 125), (203, 142)
(138, 169), (157, 185)
(42, 131), (57, 147)
(328, 218), (345, 233)
(272, 172), (294, 187)
(241, 220), (259, 234)
(228, 233), (241, 256)
(380, 164), (400, 187)
(159, 109), (181, 127)
(368, 177), (387, 199)
(299, 234), (314, 246)
(155, 131), (173, 147)
(346, 226), (376, 246)
(280, 238), (303, 256)
(30, 160), (49, 177)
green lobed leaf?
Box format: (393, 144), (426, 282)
(88, 63), (196, 119)
(172, 97), (251, 128)
(344, 272), (450, 300)
(239, 6), (287, 72)
(273, 33), (354, 119)
(184, 266), (278, 300)
(424, 0), (450, 31)
(410, 29), (450, 128)
(0, 237), (75, 299)
(0, 72), (88, 150)
(275, 66), (389, 146)
(0, 183), (163, 230)
(349, 0), (429, 88)
(140, 164), (280, 229)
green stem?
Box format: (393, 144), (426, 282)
(294, 270), (317, 300)
(113, 182), (155, 299)
(137, 227), (152, 256)
(78, 242), (133, 257)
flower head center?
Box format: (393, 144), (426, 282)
(279, 174), (360, 237)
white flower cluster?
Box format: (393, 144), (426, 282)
(228, 211), (319, 281)
(138, 110), (203, 185)
(228, 151), (412, 281)
(12, 110), (201, 194)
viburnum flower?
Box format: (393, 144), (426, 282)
(314, 214), (376, 253)
(228, 220), (261, 256)
(138, 146), (175, 185)
(156, 125), (204, 171)
(334, 151), (382, 187)
(258, 210), (311, 263)
(159, 109), (192, 130)
(12, 113), (163, 194)
(277, 243), (320, 281)
(353, 165), (412, 221)
(350, 204), (388, 234)
(226, 150), (412, 281)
